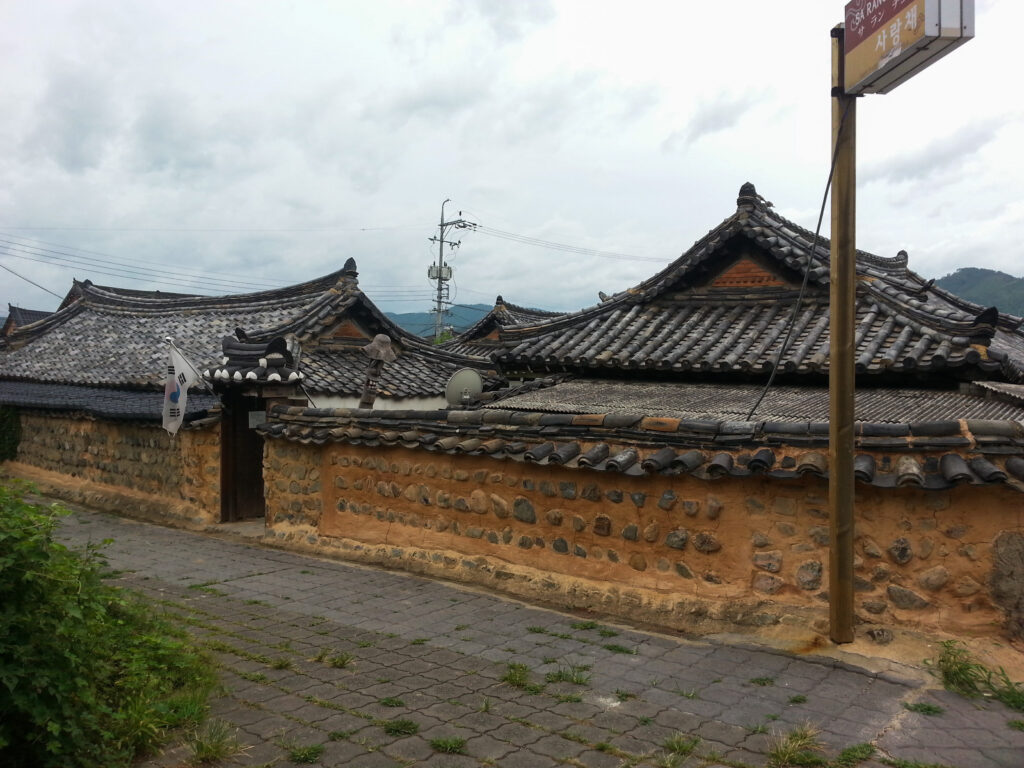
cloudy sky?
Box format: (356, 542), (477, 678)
(2, 0), (1020, 325)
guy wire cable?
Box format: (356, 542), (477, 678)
(746, 98), (854, 422)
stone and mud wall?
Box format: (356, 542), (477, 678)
(4, 412), (220, 527)
(265, 440), (1024, 641)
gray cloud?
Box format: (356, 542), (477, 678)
(26, 68), (120, 172)
(662, 92), (762, 151)
(451, 0), (556, 42)
(862, 121), (1001, 185)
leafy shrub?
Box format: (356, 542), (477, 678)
(0, 481), (215, 767)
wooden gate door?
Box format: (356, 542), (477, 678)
(220, 390), (266, 522)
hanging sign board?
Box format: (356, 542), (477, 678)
(844, 0), (974, 94)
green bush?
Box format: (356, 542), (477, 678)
(0, 481), (215, 767)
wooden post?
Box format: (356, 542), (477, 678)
(829, 24), (856, 644)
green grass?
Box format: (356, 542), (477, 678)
(545, 665), (591, 685)
(904, 701), (944, 715)
(788, 694), (808, 704)
(329, 729), (355, 740)
(430, 735), (467, 753)
(833, 744), (875, 767)
(571, 620), (599, 630)
(238, 670), (268, 683)
(557, 693), (583, 703)
(879, 759), (956, 768)
(526, 625), (548, 634)
(186, 719), (242, 763)
(379, 697), (405, 707)
(597, 628), (618, 637)
(382, 718), (419, 736)
(269, 656), (293, 670)
(615, 689), (637, 701)
(927, 640), (1024, 712)
(284, 741), (325, 764)
(603, 643), (636, 654)
(767, 724), (824, 767)
(410, 638), (428, 645)
(1009, 719), (1024, 731)
(749, 676), (775, 686)
(502, 662), (544, 692)
(327, 651), (355, 669)
(663, 732), (700, 756)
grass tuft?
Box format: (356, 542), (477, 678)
(430, 735), (467, 754)
(767, 723), (824, 767)
(662, 732), (700, 756)
(187, 719), (243, 764)
(382, 718), (420, 736)
(545, 665), (591, 685)
(904, 701), (944, 715)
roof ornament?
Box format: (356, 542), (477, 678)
(363, 333), (397, 363)
(495, 295), (505, 307)
(736, 182), (771, 212)
(342, 257), (358, 279)
(359, 333), (396, 409)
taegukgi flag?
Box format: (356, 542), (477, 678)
(162, 344), (199, 435)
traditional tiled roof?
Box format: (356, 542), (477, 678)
(0, 259), (492, 402)
(493, 184), (1024, 384)
(0, 380), (216, 422)
(478, 378), (1024, 424)
(2, 305), (52, 337)
(443, 296), (562, 357)
(259, 403), (1024, 493)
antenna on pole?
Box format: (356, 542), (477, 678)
(427, 199), (475, 342)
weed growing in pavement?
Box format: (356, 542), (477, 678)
(788, 694), (808, 704)
(571, 620), (599, 630)
(328, 729), (355, 740)
(652, 753), (683, 768)
(749, 676), (775, 686)
(545, 665), (591, 685)
(454, 623), (469, 631)
(502, 662), (544, 693)
(603, 643), (636, 654)
(430, 735), (467, 754)
(186, 719), (243, 763)
(615, 689), (637, 701)
(552, 631), (573, 640)
(561, 730), (588, 743)
(379, 697), (405, 707)
(638, 716), (653, 726)
(904, 701), (944, 715)
(676, 687), (699, 699)
(927, 640), (1024, 712)
(411, 638), (428, 645)
(236, 668), (268, 683)
(269, 657), (293, 670)
(542, 656), (558, 664)
(878, 759), (956, 768)
(833, 744), (875, 767)
(598, 628), (618, 637)
(479, 697), (492, 712)
(281, 740), (325, 764)
(1009, 719), (1024, 731)
(749, 724), (769, 734)
(766, 723), (824, 767)
(662, 732), (700, 756)
(382, 718), (419, 736)
(527, 625), (548, 634)
(557, 693), (583, 703)
(357, 640), (375, 648)
(327, 651), (355, 669)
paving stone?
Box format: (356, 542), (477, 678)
(51, 507), (1018, 768)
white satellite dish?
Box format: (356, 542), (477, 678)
(445, 368), (483, 407)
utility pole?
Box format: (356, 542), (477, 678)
(427, 199), (475, 341)
(829, 24), (856, 645)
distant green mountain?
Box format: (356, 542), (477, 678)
(385, 304), (491, 338)
(935, 267), (1024, 317)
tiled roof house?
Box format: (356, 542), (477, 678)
(442, 296), (563, 357)
(0, 257), (491, 522)
(1, 305), (53, 337)
(252, 185), (1024, 640)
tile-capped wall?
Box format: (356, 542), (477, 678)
(265, 440), (1024, 640)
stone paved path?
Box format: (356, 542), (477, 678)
(54, 506), (1024, 768)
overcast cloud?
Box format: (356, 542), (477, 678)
(1, 0), (1021, 320)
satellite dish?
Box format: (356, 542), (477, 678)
(445, 368), (483, 407)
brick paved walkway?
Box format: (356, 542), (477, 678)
(55, 507), (1024, 768)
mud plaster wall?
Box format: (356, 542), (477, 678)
(265, 440), (1024, 639)
(8, 412), (221, 527)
